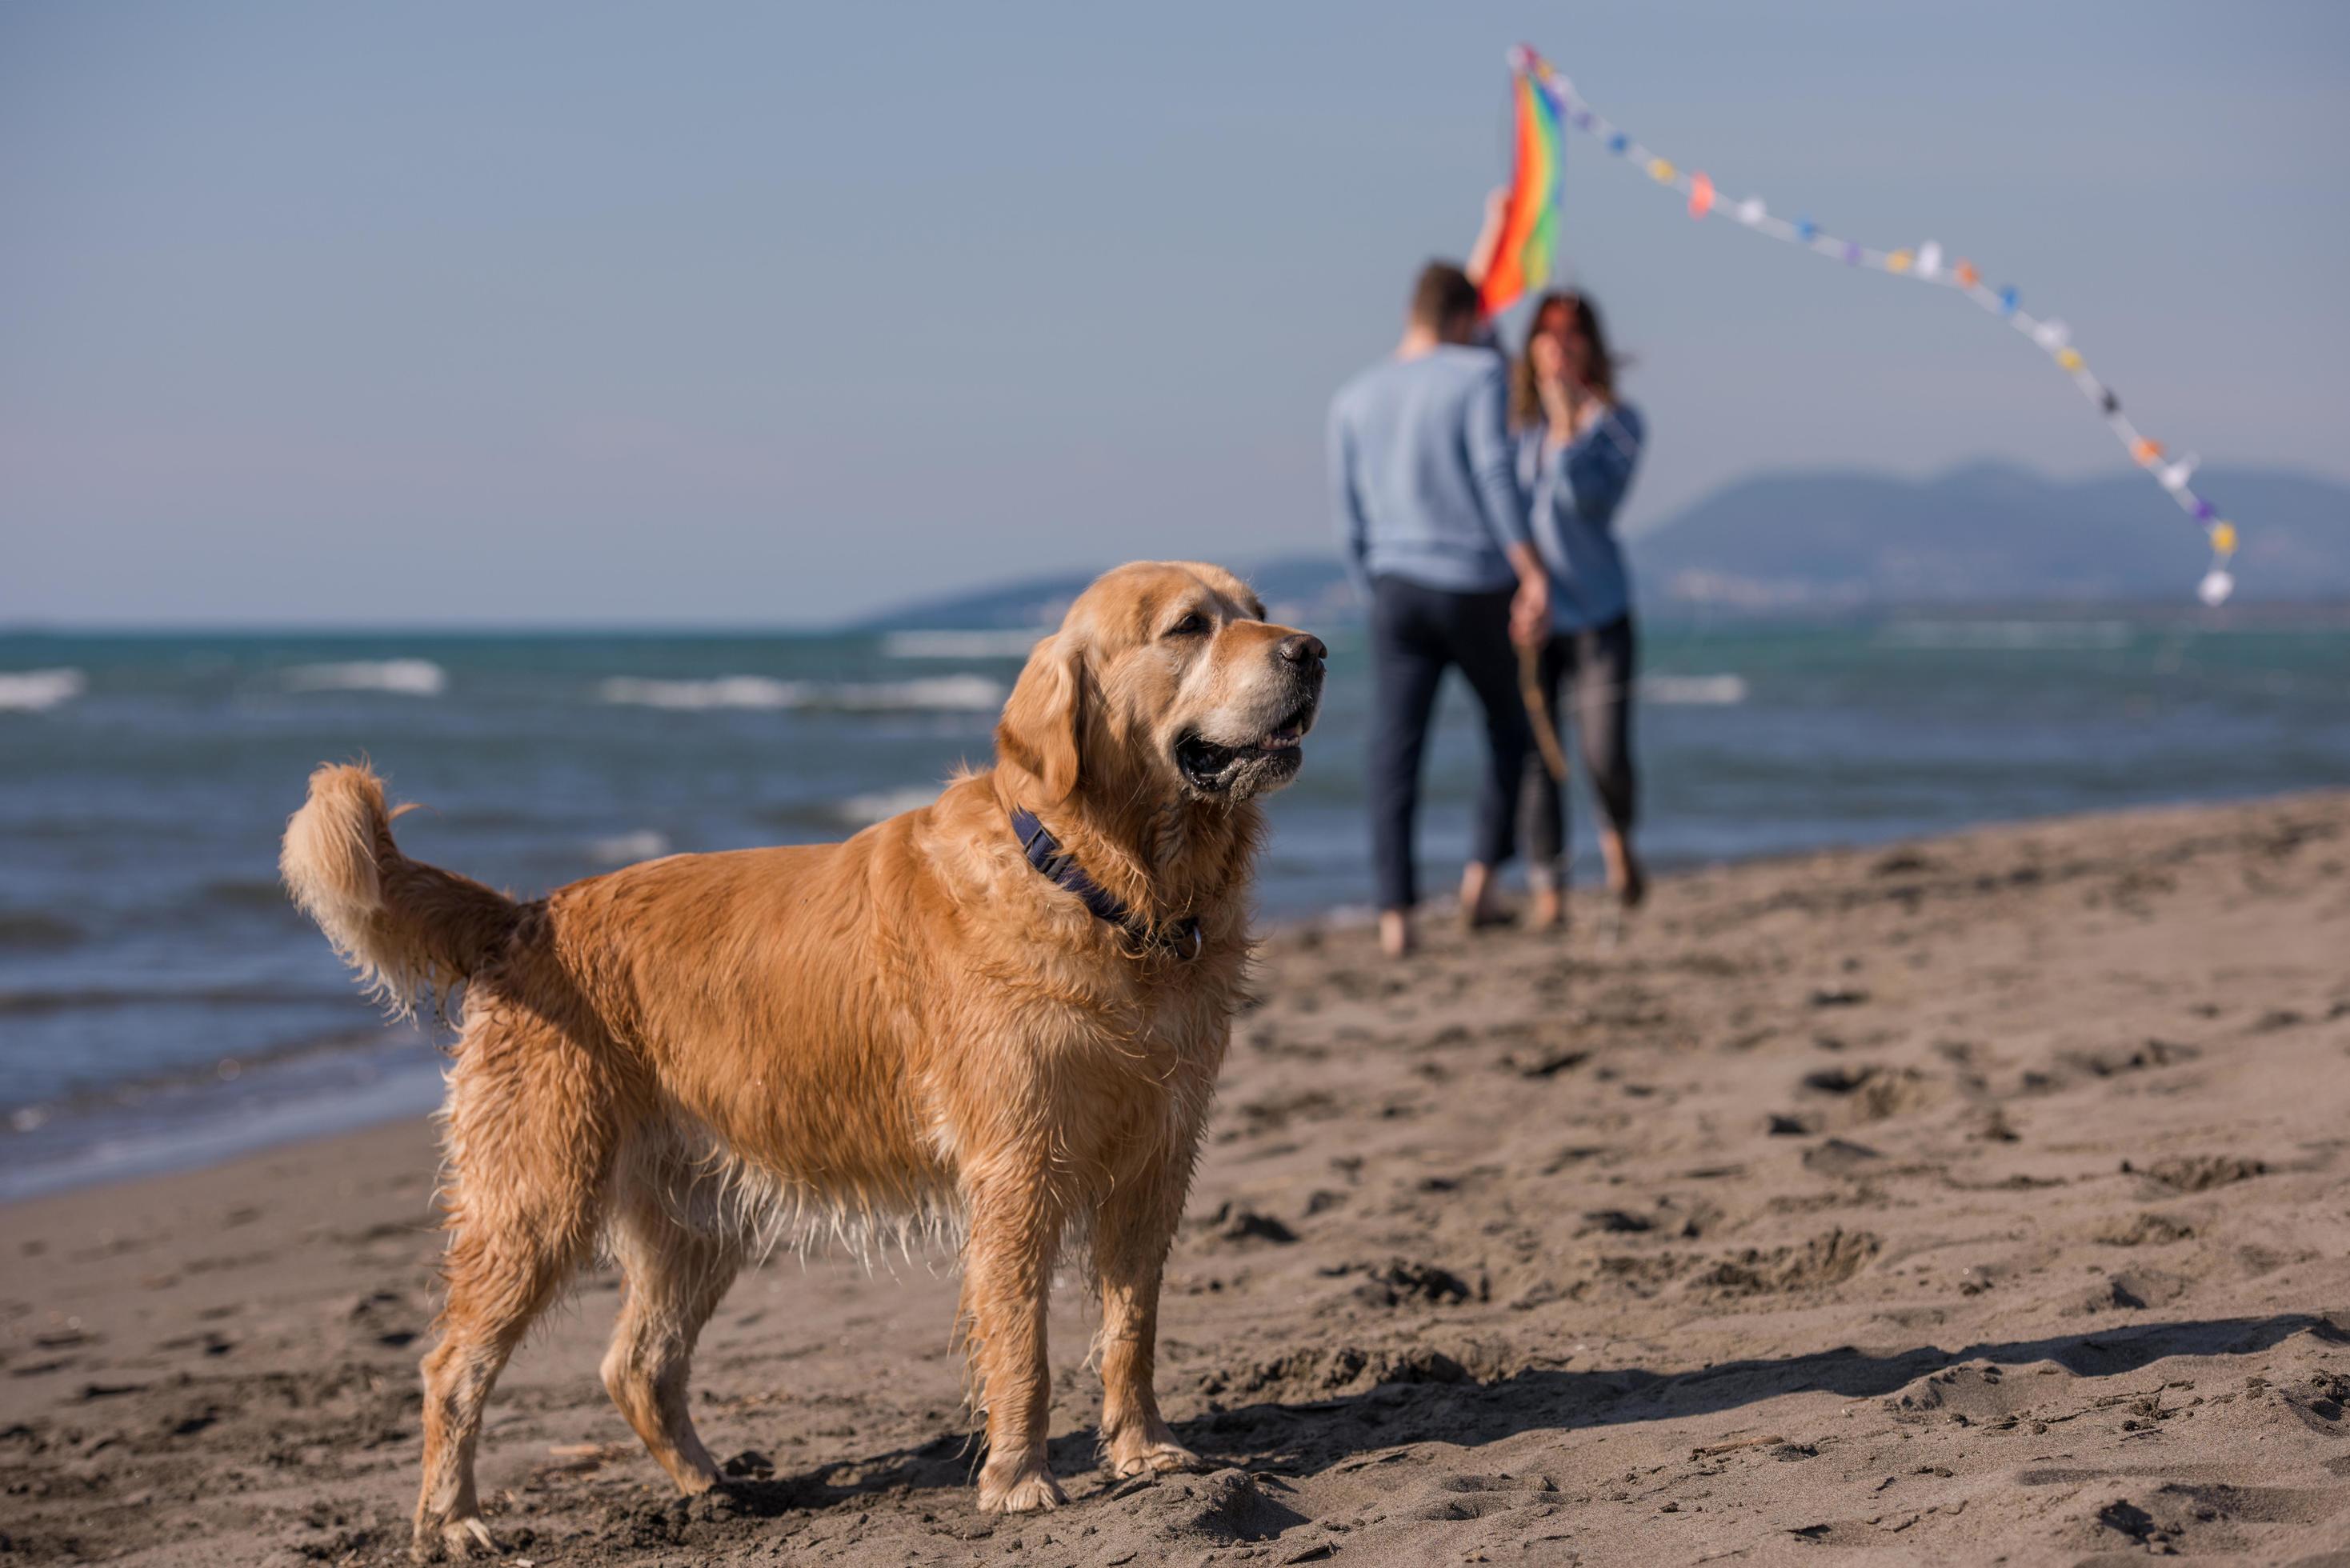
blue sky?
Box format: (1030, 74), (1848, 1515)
(5, 2), (2345, 625)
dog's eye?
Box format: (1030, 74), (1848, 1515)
(1165, 612), (1208, 638)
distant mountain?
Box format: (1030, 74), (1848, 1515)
(859, 572), (1101, 632)
(858, 558), (1357, 632)
(854, 463), (2350, 627)
(1631, 462), (2350, 608)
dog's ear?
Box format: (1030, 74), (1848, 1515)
(996, 632), (1083, 802)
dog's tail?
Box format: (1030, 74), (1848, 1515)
(280, 762), (522, 1015)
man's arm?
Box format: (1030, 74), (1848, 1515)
(1464, 187), (1507, 288)
(1466, 361), (1531, 557)
(1466, 364), (1548, 643)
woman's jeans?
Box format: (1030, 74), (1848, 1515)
(1522, 614), (1638, 890)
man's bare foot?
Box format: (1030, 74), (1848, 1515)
(1527, 886), (1565, 931)
(1379, 909), (1415, 959)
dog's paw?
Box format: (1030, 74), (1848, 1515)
(670, 1462), (722, 1497)
(410, 1514), (498, 1562)
(977, 1465), (1067, 1514)
(1109, 1437), (1203, 1478)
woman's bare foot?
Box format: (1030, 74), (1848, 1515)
(1601, 831), (1647, 910)
(1527, 886), (1565, 931)
(1379, 908), (1415, 959)
(1457, 863), (1509, 931)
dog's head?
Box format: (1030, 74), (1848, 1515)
(995, 562), (1326, 810)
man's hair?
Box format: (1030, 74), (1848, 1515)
(1409, 262), (1481, 331)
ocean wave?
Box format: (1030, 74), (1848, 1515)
(832, 787), (940, 827)
(201, 876), (296, 910)
(598, 674), (1006, 713)
(2, 1023), (391, 1125)
(597, 675), (798, 710)
(811, 674), (1007, 711)
(1641, 674), (1749, 706)
(0, 984), (356, 1016)
(285, 658), (448, 695)
(589, 830), (673, 865)
(882, 630), (1047, 660)
(0, 1023), (444, 1201)
(1874, 621), (2132, 651)
(0, 912), (84, 951)
(0, 669), (86, 712)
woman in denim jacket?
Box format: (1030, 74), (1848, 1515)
(1511, 290), (1647, 930)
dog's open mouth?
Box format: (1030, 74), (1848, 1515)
(1175, 702), (1315, 796)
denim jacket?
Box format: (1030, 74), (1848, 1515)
(1517, 401), (1643, 631)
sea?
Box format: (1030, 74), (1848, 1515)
(4, 614), (2346, 1199)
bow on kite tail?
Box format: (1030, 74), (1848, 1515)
(1485, 44), (2240, 606)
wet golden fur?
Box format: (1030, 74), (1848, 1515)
(278, 562), (1324, 1559)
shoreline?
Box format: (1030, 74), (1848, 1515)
(4, 786), (2342, 1206)
(3, 789), (2347, 1564)
(4, 785), (2341, 1210)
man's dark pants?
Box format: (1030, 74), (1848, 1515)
(1367, 575), (1535, 911)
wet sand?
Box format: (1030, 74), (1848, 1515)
(5, 793), (2348, 1565)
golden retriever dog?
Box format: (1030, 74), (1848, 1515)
(279, 561), (1324, 1559)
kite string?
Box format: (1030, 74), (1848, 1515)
(1508, 45), (2240, 606)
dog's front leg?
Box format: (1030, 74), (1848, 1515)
(962, 1174), (1067, 1513)
(1093, 1158), (1201, 1478)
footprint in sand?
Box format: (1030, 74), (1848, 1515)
(2124, 1154), (2265, 1194)
(2077, 1482), (2345, 1555)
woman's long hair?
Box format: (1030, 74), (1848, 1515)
(1510, 290), (1619, 430)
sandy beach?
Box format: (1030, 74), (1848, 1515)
(4, 791), (2347, 1566)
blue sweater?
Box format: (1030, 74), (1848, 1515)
(1519, 402), (1644, 632)
(1327, 346), (1530, 596)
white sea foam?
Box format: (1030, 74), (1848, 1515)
(599, 674), (1005, 713)
(589, 830), (673, 865)
(599, 675), (802, 710)
(285, 659), (447, 695)
(832, 787), (940, 827)
(835, 675), (1006, 711)
(0, 670), (86, 713)
(1874, 621), (2131, 651)
(882, 630), (1048, 660)
(1641, 674), (1749, 706)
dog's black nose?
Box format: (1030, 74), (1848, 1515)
(1276, 633), (1327, 666)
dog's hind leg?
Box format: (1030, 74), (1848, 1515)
(600, 1169), (743, 1494)
(414, 1005), (615, 1562)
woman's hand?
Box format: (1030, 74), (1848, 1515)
(1535, 332), (1611, 442)
(1571, 391), (1608, 439)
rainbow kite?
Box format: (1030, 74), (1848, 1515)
(1494, 45), (2240, 605)
(1479, 64), (1563, 317)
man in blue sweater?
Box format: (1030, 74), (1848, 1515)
(1329, 262), (1548, 958)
